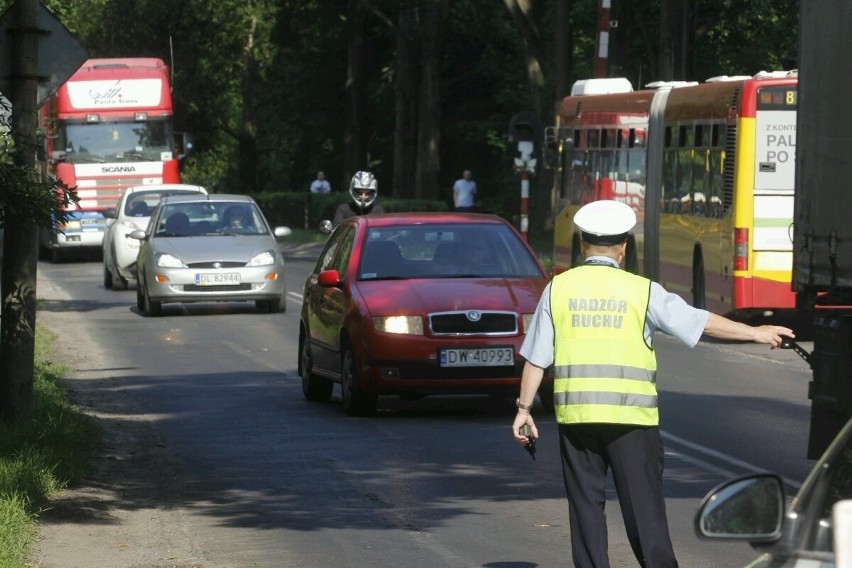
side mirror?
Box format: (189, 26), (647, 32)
(103, 207), (117, 219)
(694, 473), (785, 543)
(274, 226), (292, 238)
(317, 269), (341, 287)
(128, 230), (147, 241)
(173, 132), (195, 159)
(319, 219), (333, 234)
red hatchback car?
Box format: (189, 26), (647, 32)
(298, 212), (553, 415)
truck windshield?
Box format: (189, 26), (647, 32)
(59, 119), (173, 163)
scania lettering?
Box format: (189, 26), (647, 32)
(39, 58), (192, 262)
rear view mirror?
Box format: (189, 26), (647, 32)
(695, 473), (785, 543)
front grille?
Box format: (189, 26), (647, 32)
(182, 284), (252, 292)
(429, 311), (518, 336)
(187, 261), (247, 269)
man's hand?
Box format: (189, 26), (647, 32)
(752, 325), (796, 348)
(512, 412), (538, 447)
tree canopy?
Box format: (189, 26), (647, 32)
(7, 0), (798, 214)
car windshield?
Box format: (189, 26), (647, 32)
(358, 224), (543, 280)
(123, 190), (202, 218)
(154, 202), (270, 237)
(59, 120), (173, 163)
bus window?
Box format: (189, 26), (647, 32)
(692, 148), (709, 216)
(708, 149), (724, 218)
(676, 149), (693, 213)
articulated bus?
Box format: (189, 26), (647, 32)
(549, 71), (798, 315)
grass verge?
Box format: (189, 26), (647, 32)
(0, 326), (100, 568)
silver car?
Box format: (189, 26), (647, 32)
(695, 417), (852, 567)
(102, 184), (208, 290)
(131, 194), (291, 316)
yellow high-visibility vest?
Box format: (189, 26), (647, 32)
(550, 264), (658, 425)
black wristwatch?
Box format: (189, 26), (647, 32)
(515, 397), (533, 411)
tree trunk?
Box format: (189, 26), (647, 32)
(344, 0), (369, 187)
(505, 0), (546, 115)
(0, 0), (40, 420)
(392, 3), (418, 199)
(658, 0), (676, 81)
(555, 0), (573, 101)
(239, 8), (259, 192)
(414, 0), (445, 199)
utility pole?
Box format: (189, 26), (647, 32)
(0, 0), (41, 419)
(593, 0), (612, 78)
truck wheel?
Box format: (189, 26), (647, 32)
(104, 265), (114, 289)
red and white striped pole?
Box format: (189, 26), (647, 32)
(514, 141), (536, 243)
(520, 170), (530, 242)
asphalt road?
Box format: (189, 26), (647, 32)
(32, 247), (815, 568)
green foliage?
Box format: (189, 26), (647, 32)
(0, 167), (78, 231)
(0, 88), (79, 231)
(15, 0), (798, 242)
(35, 0), (798, 212)
(0, 493), (34, 568)
(0, 327), (100, 568)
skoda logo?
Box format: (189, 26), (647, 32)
(213, 262), (222, 269)
(466, 311), (482, 322)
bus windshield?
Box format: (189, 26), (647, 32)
(58, 119), (173, 163)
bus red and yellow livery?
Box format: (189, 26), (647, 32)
(550, 71), (798, 315)
(39, 58), (186, 262)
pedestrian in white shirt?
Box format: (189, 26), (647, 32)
(310, 171), (331, 194)
(453, 169), (477, 212)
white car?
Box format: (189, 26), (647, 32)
(102, 184), (207, 290)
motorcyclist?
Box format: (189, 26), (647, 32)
(332, 171), (386, 226)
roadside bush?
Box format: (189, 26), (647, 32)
(0, 327), (100, 568)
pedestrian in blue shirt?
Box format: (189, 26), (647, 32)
(453, 169), (477, 212)
(310, 171), (331, 194)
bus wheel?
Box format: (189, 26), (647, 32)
(692, 251), (706, 310)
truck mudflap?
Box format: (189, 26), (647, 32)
(806, 313), (852, 459)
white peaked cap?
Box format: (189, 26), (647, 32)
(573, 200), (637, 245)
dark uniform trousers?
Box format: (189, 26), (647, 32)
(559, 423), (679, 568)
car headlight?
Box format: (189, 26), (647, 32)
(373, 315), (424, 335)
(522, 313), (535, 333)
(156, 253), (187, 268)
(248, 251), (275, 266)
